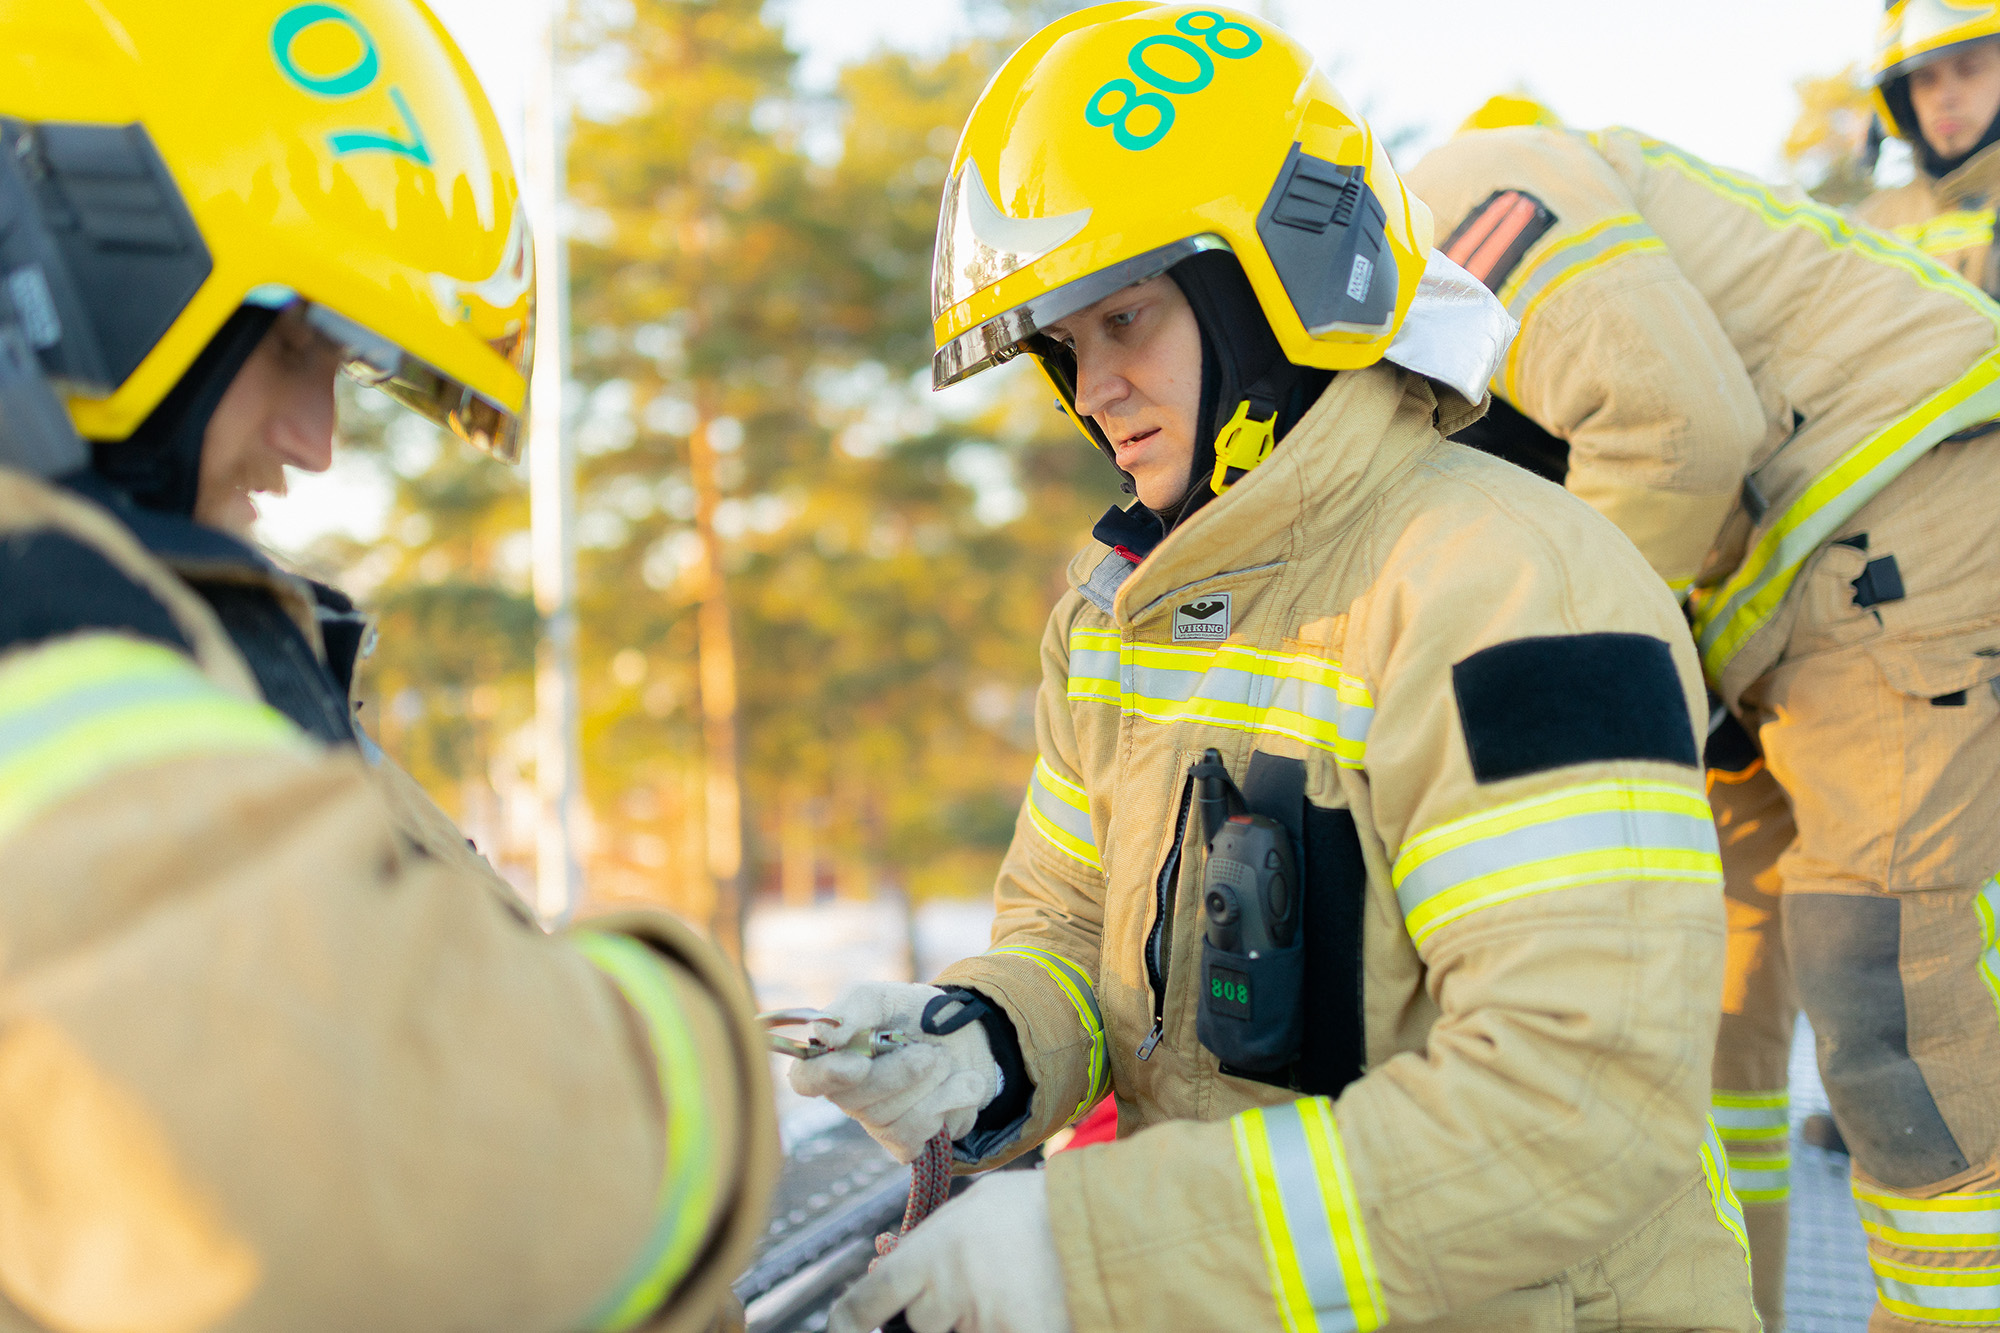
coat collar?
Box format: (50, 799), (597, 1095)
(1064, 364), (1443, 627)
(1929, 138), (2000, 210)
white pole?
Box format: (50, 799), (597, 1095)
(525, 0), (581, 925)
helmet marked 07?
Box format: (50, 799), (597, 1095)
(1872, 0), (2000, 140)
(0, 0), (533, 460)
(929, 1), (1433, 448)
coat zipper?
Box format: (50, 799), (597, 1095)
(1138, 772), (1196, 1060)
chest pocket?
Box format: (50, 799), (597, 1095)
(1197, 749), (1368, 1097)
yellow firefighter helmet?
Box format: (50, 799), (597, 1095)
(929, 0), (1434, 421)
(0, 0), (532, 460)
(1458, 93), (1564, 135)
(1872, 0), (2000, 141)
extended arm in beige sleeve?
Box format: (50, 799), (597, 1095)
(0, 633), (774, 1333)
(933, 596), (1112, 1165)
(1407, 131), (1766, 594)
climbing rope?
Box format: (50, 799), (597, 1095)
(872, 1131), (954, 1268)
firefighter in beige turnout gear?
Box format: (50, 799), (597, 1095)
(1859, 0), (2000, 293)
(1408, 119), (2000, 1332)
(0, 2), (776, 1328)
(794, 7), (1759, 1331)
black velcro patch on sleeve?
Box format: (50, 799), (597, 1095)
(0, 530), (192, 655)
(1451, 633), (1698, 782)
(1441, 189), (1558, 292)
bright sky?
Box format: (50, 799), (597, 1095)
(258, 0), (1890, 551)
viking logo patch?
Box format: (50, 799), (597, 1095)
(1173, 592), (1231, 642)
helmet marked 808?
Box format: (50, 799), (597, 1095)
(929, 1), (1434, 446)
(0, 0), (532, 460)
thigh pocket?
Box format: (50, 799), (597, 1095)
(1865, 621), (2000, 889)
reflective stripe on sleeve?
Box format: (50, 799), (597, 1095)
(0, 633), (306, 845)
(1616, 135), (2000, 684)
(1233, 1099), (1387, 1333)
(1025, 756), (1100, 871)
(1067, 626), (1374, 769)
(1391, 781), (1721, 947)
(572, 931), (724, 1332)
(1872, 1255), (2000, 1325)
(1689, 349), (2000, 682)
(1891, 209), (1996, 259)
(1495, 213), (1668, 402)
(1700, 1118), (1757, 1277)
(988, 945), (1111, 1122)
(1853, 1184), (2000, 1250)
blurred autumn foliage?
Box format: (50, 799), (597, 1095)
(1784, 63), (1883, 205)
(305, 0), (1116, 946)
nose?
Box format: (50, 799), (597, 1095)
(1070, 346), (1130, 422)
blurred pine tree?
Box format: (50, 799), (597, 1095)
(327, 2), (1121, 943)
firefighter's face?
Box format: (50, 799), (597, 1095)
(1910, 40), (2000, 159)
(195, 306), (343, 536)
(1046, 275), (1203, 510)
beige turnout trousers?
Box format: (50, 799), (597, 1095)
(1712, 435), (2000, 1332)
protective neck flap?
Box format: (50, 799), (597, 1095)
(89, 304), (278, 518)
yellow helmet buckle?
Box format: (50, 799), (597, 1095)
(1210, 397), (1277, 494)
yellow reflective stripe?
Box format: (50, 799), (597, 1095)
(1067, 626), (1374, 769)
(1628, 133), (2000, 318)
(1892, 208), (1996, 257)
(1233, 1099), (1387, 1333)
(1066, 625), (1122, 704)
(1025, 756), (1100, 871)
(1495, 213), (1668, 401)
(1622, 135), (2000, 682)
(1725, 1152), (1791, 1205)
(0, 634), (306, 845)
(1872, 1253), (2000, 1324)
(1711, 1088), (1790, 1142)
(572, 932), (722, 1331)
(1976, 878), (2000, 1026)
(989, 945), (1110, 1119)
(1853, 1182), (2000, 1249)
(1392, 782), (1720, 947)
(1690, 350), (2000, 680)
(1700, 1118), (1756, 1278)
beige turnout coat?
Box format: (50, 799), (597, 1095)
(1405, 126), (2000, 707)
(0, 467), (775, 1333)
(1857, 140), (2000, 290)
(936, 364), (1756, 1331)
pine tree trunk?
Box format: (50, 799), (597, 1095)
(689, 401), (746, 959)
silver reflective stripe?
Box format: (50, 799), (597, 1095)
(1079, 553), (1135, 616)
(1263, 1103), (1362, 1333)
(1874, 1264), (2000, 1315)
(0, 671), (219, 761)
(1712, 1104), (1789, 1135)
(1502, 218), (1660, 321)
(1727, 1160), (1790, 1198)
(1028, 761), (1096, 855)
(1394, 808), (1716, 919)
(1127, 657), (1270, 708)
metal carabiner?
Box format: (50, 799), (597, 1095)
(759, 1007), (915, 1061)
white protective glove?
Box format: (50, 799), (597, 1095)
(829, 1170), (1071, 1333)
(787, 981), (1002, 1163)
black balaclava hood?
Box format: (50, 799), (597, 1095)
(1887, 36), (2000, 179)
(1156, 250), (1332, 530)
(88, 304), (279, 517)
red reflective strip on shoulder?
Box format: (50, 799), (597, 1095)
(1464, 196), (1539, 283)
(1441, 188), (1558, 293)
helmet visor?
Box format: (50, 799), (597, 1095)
(304, 301), (528, 463)
(1881, 0), (2000, 80)
(932, 235), (1228, 390)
